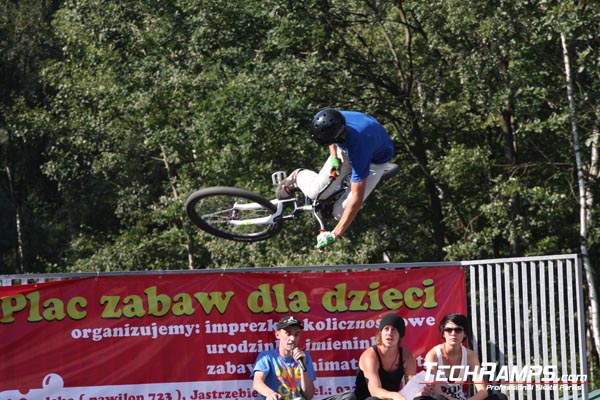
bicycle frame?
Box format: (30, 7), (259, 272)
(269, 170), (346, 232)
(228, 192), (333, 230)
(226, 197), (301, 227)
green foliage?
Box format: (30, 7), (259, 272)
(0, 0), (599, 285)
(1, 0), (599, 385)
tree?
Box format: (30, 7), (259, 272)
(0, 0), (62, 273)
(555, 0), (600, 370)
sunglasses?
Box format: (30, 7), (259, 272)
(443, 327), (464, 333)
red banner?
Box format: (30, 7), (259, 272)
(0, 267), (464, 399)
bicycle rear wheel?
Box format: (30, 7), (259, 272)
(185, 186), (283, 242)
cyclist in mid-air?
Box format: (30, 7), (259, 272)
(276, 108), (395, 249)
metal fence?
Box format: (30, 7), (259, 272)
(464, 254), (588, 400)
(0, 254), (589, 399)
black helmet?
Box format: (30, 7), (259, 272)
(310, 108), (347, 145)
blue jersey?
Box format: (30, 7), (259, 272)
(337, 111), (394, 182)
(251, 349), (316, 400)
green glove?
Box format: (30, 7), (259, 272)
(316, 231), (339, 249)
(330, 156), (341, 174)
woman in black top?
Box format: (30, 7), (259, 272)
(354, 313), (417, 400)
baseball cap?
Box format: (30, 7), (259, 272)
(277, 316), (304, 330)
(379, 313), (406, 337)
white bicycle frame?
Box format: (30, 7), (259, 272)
(227, 198), (305, 227)
(228, 171), (330, 230)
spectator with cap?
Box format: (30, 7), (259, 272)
(353, 312), (417, 400)
(251, 315), (317, 400)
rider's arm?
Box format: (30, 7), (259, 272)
(333, 179), (367, 237)
(252, 371), (281, 399)
(329, 144), (338, 158)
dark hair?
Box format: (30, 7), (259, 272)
(439, 313), (471, 342)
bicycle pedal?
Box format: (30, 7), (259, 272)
(271, 171), (287, 186)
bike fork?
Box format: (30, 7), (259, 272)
(314, 210), (328, 253)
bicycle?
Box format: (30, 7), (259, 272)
(185, 163), (400, 242)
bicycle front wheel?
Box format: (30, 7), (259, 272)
(185, 186), (283, 242)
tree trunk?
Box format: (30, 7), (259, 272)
(560, 32), (600, 361)
(160, 146), (195, 270)
(497, 92), (522, 257)
(5, 164), (25, 273)
(407, 105), (446, 250)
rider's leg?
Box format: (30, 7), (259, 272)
(331, 162), (391, 220)
(295, 151), (351, 199)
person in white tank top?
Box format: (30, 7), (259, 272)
(416, 313), (489, 400)
(431, 343), (469, 399)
